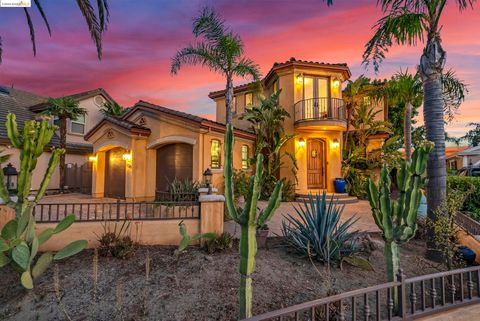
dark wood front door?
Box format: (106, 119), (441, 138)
(104, 147), (126, 199)
(307, 139), (326, 189)
(156, 143), (193, 192)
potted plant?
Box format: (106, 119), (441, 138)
(256, 223), (269, 249)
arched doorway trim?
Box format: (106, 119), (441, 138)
(147, 135), (196, 149)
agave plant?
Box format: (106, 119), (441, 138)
(282, 193), (360, 263)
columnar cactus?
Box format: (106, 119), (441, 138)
(366, 143), (433, 284)
(0, 113), (87, 289)
(224, 123), (283, 319)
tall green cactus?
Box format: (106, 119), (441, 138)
(224, 123), (283, 320)
(366, 143), (433, 284)
(0, 113), (87, 289)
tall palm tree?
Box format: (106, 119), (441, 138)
(342, 75), (375, 133)
(100, 101), (127, 117)
(0, 0), (109, 63)
(171, 7), (260, 124)
(362, 0), (475, 258)
(389, 70), (423, 160)
(43, 97), (87, 193)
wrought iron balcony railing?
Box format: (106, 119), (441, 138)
(294, 97), (346, 124)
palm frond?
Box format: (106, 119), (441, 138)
(0, 36), (3, 64)
(192, 7), (226, 42)
(441, 69), (468, 122)
(76, 0), (103, 59)
(33, 0), (51, 35)
(232, 57), (260, 80)
(171, 42), (224, 75)
(23, 8), (36, 56)
(455, 0), (476, 10)
(363, 7), (426, 71)
(97, 0), (110, 31)
(44, 97), (87, 118)
(217, 33), (244, 62)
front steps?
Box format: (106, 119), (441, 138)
(295, 192), (359, 204)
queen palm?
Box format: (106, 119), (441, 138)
(361, 0), (475, 258)
(389, 70), (423, 161)
(0, 0), (109, 63)
(100, 101), (127, 117)
(171, 7), (260, 124)
(43, 97), (87, 193)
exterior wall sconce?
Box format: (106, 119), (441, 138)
(203, 168), (213, 194)
(331, 139), (340, 149)
(88, 155), (97, 162)
(3, 163), (18, 195)
(122, 152), (132, 162)
(296, 73), (304, 85)
(332, 77), (341, 88)
(298, 138), (305, 148)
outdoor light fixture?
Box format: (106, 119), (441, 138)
(296, 73), (304, 85)
(3, 163), (18, 195)
(332, 77), (340, 88)
(88, 155), (97, 162)
(298, 138), (305, 148)
(203, 168), (213, 194)
(331, 139), (340, 148)
(122, 152), (132, 162)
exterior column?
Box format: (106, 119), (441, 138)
(92, 151), (105, 198)
(198, 191), (225, 240)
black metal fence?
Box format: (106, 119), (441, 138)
(34, 199), (200, 223)
(243, 266), (480, 321)
(294, 97), (346, 123)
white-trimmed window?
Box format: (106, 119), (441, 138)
(71, 114), (86, 134)
(245, 93), (253, 110)
(241, 145), (249, 169)
(211, 139), (221, 168)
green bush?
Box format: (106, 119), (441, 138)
(447, 176), (480, 220)
(233, 170), (250, 202)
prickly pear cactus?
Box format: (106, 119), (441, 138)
(0, 113), (87, 289)
(224, 123), (282, 319)
(367, 143), (433, 283)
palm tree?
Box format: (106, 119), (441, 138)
(463, 123), (480, 147)
(0, 0), (109, 63)
(43, 97), (87, 193)
(389, 70), (423, 160)
(362, 0), (475, 258)
(171, 7), (260, 124)
(342, 76), (375, 133)
(100, 101), (127, 117)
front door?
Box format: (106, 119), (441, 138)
(104, 147), (126, 199)
(307, 139), (326, 189)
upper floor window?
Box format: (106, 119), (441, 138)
(245, 93), (253, 110)
(273, 80), (279, 93)
(71, 114), (86, 134)
(211, 139), (221, 168)
(241, 145), (249, 169)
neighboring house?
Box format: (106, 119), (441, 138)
(457, 146), (480, 168)
(85, 100), (255, 201)
(0, 86), (113, 192)
(209, 58), (387, 193)
(445, 146), (468, 170)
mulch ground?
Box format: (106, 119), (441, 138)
(0, 236), (443, 321)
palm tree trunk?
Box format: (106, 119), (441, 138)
(59, 116), (67, 193)
(404, 102), (412, 161)
(225, 76), (234, 124)
(419, 35), (446, 261)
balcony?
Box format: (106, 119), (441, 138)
(294, 97), (347, 130)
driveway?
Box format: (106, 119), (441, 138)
(224, 199), (380, 237)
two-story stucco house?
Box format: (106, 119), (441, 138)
(0, 86), (113, 192)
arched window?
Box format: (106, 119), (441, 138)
(241, 145), (249, 169)
(211, 139), (221, 168)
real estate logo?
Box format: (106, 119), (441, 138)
(0, 0), (31, 7)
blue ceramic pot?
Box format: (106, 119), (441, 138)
(334, 178), (346, 194)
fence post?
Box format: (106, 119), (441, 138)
(198, 190), (225, 245)
(116, 199), (120, 221)
(398, 269), (407, 320)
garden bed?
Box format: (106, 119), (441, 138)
(0, 236), (443, 321)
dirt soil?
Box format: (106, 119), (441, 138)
(0, 236), (443, 321)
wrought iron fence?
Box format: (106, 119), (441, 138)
(34, 199), (200, 223)
(243, 266), (480, 321)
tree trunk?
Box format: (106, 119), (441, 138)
(404, 102), (412, 161)
(59, 116), (67, 193)
(419, 34), (446, 261)
(225, 77), (234, 124)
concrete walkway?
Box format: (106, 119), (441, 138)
(416, 304), (480, 320)
(224, 198), (380, 237)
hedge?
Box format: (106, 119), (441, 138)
(447, 176), (480, 219)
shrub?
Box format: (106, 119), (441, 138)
(281, 193), (360, 263)
(233, 170), (250, 202)
(97, 219), (135, 259)
(281, 179), (296, 202)
(447, 176), (480, 220)
(204, 232), (234, 254)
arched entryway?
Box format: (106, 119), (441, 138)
(104, 147), (126, 199)
(307, 139), (326, 189)
(156, 143), (193, 192)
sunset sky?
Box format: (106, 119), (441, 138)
(0, 0), (478, 137)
